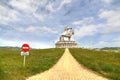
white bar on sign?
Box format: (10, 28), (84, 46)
(22, 47), (29, 49)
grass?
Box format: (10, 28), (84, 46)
(1, 48), (120, 80)
(69, 48), (120, 80)
(0, 48), (64, 80)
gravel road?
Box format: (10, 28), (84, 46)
(26, 48), (108, 80)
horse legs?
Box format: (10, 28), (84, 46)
(60, 36), (62, 41)
(62, 36), (64, 41)
(60, 35), (64, 41)
(68, 37), (71, 41)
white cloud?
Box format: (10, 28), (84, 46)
(2, 0), (73, 23)
(93, 41), (110, 48)
(98, 41), (109, 45)
(46, 0), (72, 13)
(0, 5), (19, 24)
(0, 39), (20, 47)
(0, 39), (52, 49)
(57, 0), (72, 10)
(9, 0), (37, 13)
(72, 17), (99, 39)
(113, 37), (120, 41)
(72, 17), (94, 26)
(99, 8), (120, 34)
(101, 0), (113, 4)
(72, 7), (120, 48)
(15, 26), (58, 34)
(74, 24), (99, 39)
(9, 0), (49, 21)
(93, 40), (120, 48)
(33, 13), (46, 21)
(46, 3), (55, 12)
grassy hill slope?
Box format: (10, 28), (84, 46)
(70, 48), (120, 80)
(1, 48), (120, 80)
(0, 48), (64, 80)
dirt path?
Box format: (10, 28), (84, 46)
(26, 48), (108, 80)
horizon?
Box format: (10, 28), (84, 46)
(0, 45), (120, 49)
(0, 0), (120, 48)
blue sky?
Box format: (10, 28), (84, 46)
(0, 0), (120, 48)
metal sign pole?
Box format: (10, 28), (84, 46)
(21, 43), (30, 67)
(23, 55), (26, 67)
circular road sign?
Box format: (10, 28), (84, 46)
(21, 43), (30, 52)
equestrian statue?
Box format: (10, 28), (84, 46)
(60, 26), (74, 41)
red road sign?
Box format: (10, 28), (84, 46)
(21, 43), (30, 52)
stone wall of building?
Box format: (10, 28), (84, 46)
(55, 41), (77, 48)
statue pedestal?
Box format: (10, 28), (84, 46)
(55, 41), (77, 48)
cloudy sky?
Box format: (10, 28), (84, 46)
(0, 0), (120, 48)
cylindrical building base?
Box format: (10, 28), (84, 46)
(55, 41), (77, 48)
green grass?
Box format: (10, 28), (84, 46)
(1, 48), (120, 80)
(70, 48), (120, 80)
(0, 48), (64, 80)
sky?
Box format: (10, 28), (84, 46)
(0, 0), (120, 48)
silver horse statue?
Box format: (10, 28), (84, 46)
(60, 26), (74, 41)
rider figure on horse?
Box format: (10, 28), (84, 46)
(60, 26), (74, 41)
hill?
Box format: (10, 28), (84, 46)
(101, 47), (120, 50)
(0, 48), (64, 80)
(70, 48), (120, 80)
(0, 46), (21, 50)
(0, 48), (120, 80)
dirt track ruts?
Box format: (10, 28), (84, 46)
(26, 48), (108, 80)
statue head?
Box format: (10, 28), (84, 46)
(65, 26), (70, 31)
